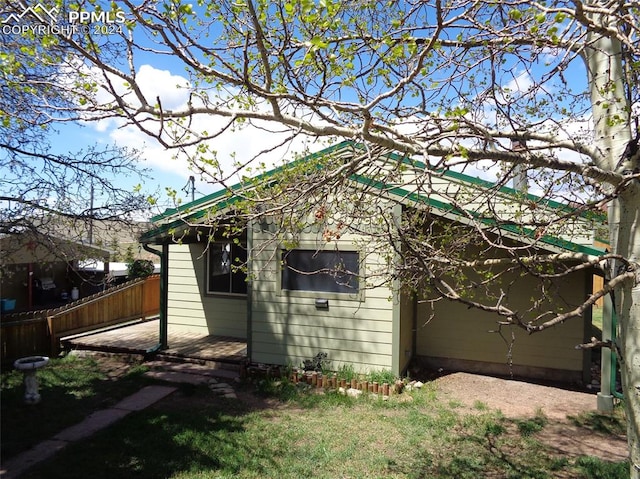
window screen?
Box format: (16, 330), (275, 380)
(281, 249), (359, 294)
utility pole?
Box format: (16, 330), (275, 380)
(183, 176), (195, 202)
(88, 182), (94, 244)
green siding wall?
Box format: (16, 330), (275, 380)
(250, 228), (395, 373)
(416, 269), (590, 376)
(167, 243), (247, 338)
(397, 289), (415, 374)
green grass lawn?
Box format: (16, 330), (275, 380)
(592, 307), (604, 332)
(1, 356), (629, 479)
(0, 353), (151, 461)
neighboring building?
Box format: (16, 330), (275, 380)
(0, 219), (155, 313)
(141, 142), (604, 383)
(0, 233), (110, 311)
(52, 218), (156, 263)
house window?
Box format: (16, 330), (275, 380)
(281, 249), (360, 294)
(207, 242), (247, 295)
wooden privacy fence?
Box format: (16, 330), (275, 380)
(1, 275), (160, 363)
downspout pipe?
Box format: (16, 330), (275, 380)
(143, 243), (169, 352)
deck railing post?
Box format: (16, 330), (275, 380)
(46, 315), (56, 356)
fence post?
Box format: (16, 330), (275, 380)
(46, 315), (56, 357)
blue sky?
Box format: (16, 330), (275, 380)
(45, 59), (591, 214)
(46, 58), (318, 212)
(5, 0), (599, 216)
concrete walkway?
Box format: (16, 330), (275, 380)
(0, 385), (177, 479)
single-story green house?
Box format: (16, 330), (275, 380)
(141, 142), (604, 383)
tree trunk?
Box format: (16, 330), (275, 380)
(584, 20), (639, 475)
(616, 187), (640, 475)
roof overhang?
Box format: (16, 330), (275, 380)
(141, 141), (606, 257)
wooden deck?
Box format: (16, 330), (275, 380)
(62, 319), (247, 364)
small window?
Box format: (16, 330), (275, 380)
(207, 242), (247, 294)
(281, 249), (359, 294)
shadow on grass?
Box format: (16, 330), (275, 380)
(427, 413), (630, 479)
(19, 389), (285, 479)
(1, 355), (150, 462)
(3, 366), (631, 479)
(481, 420), (629, 479)
(568, 405), (627, 436)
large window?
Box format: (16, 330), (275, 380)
(207, 242), (247, 295)
(281, 249), (360, 294)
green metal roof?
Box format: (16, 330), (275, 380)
(351, 175), (604, 256)
(141, 141), (606, 256)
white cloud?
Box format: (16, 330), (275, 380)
(85, 64), (318, 200)
(503, 71), (535, 97)
(82, 62), (604, 207)
(135, 64), (191, 111)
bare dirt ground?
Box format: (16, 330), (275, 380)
(432, 372), (629, 462)
(433, 372), (598, 420)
